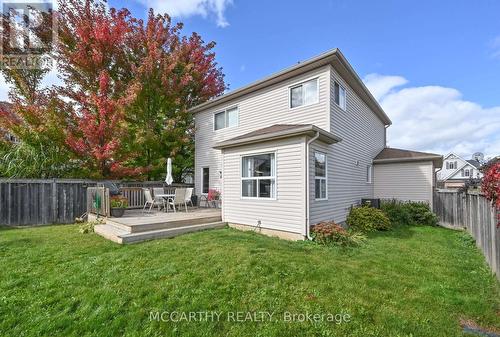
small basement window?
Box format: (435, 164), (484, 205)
(290, 78), (319, 108)
(314, 152), (327, 200)
(241, 153), (276, 199)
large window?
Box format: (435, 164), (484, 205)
(334, 81), (346, 110)
(241, 153), (276, 199)
(290, 78), (319, 108)
(202, 167), (209, 194)
(314, 152), (327, 200)
(214, 106), (238, 130)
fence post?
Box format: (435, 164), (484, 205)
(7, 182), (12, 226)
(51, 178), (57, 223)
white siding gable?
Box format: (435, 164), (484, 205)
(195, 66), (330, 194)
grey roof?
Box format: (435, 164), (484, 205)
(213, 124), (342, 150)
(373, 147), (443, 168)
(466, 159), (481, 168)
(189, 49), (392, 126)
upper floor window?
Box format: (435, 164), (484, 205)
(290, 78), (319, 108)
(214, 106), (238, 130)
(334, 81), (346, 110)
(241, 153), (276, 199)
(446, 161), (458, 170)
(314, 152), (327, 200)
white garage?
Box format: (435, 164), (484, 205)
(373, 148), (443, 209)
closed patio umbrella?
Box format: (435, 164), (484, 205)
(165, 157), (173, 185)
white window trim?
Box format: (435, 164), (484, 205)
(213, 105), (239, 131)
(314, 151), (328, 201)
(366, 164), (373, 184)
(288, 77), (320, 110)
(333, 80), (347, 111)
(240, 151), (277, 200)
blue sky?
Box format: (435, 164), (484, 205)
(2, 0), (500, 158)
(116, 0), (500, 158)
(119, 0), (500, 106)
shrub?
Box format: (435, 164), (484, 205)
(110, 196), (128, 208)
(381, 200), (438, 226)
(381, 199), (412, 225)
(79, 219), (104, 234)
(405, 202), (438, 226)
(311, 221), (366, 246)
(346, 206), (391, 232)
(79, 221), (95, 234)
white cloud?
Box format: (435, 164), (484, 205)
(136, 0), (233, 27)
(363, 73), (407, 101)
(364, 74), (500, 159)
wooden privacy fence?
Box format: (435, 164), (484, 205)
(434, 190), (499, 279)
(0, 179), (96, 226)
(0, 179), (193, 226)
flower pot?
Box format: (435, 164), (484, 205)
(110, 207), (125, 217)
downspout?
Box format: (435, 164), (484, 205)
(305, 131), (320, 240)
(384, 125), (389, 147)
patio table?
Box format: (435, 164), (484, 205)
(155, 193), (175, 212)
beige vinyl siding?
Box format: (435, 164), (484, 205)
(309, 66), (386, 224)
(195, 66), (330, 195)
(374, 161), (434, 205)
(222, 137), (306, 235)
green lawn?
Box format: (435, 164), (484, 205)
(0, 224), (499, 337)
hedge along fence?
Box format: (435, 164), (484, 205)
(0, 179), (193, 226)
(434, 190), (499, 280)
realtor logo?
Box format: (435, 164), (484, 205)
(0, 1), (56, 69)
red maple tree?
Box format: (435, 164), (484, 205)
(1, 0), (225, 179)
(58, 0), (141, 178)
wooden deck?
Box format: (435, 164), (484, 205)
(94, 208), (223, 244)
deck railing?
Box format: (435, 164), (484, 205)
(118, 183), (193, 209)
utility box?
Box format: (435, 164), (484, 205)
(361, 198), (381, 209)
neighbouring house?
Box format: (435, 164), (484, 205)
(437, 152), (484, 189)
(191, 49), (443, 240)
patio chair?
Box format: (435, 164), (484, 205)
(184, 188), (194, 209)
(167, 188), (187, 213)
(142, 188), (164, 213)
(152, 187), (165, 206)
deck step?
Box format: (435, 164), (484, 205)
(95, 222), (226, 244)
(106, 215), (223, 233)
(94, 224), (128, 244)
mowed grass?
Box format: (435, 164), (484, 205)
(0, 224), (499, 337)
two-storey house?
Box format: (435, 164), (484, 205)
(191, 49), (442, 240)
(437, 152), (483, 188)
